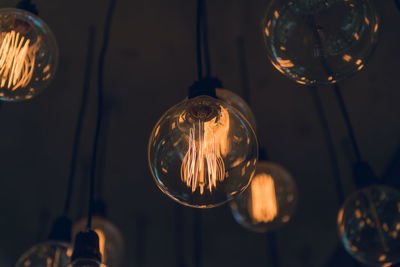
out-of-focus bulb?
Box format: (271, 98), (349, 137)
(262, 0), (379, 85)
(0, 8), (58, 101)
(338, 185), (400, 266)
(230, 161), (297, 232)
(15, 241), (72, 267)
(148, 95), (258, 208)
(215, 88), (257, 131)
(72, 216), (124, 267)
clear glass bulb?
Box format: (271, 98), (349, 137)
(0, 8), (58, 101)
(262, 0), (379, 85)
(230, 161), (297, 232)
(15, 241), (72, 267)
(148, 95), (258, 208)
(72, 216), (124, 267)
(215, 88), (257, 131)
(338, 185), (400, 266)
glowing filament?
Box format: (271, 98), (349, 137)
(0, 30), (40, 90)
(95, 229), (107, 263)
(249, 173), (278, 223)
(180, 107), (229, 195)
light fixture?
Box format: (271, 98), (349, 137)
(70, 230), (103, 267)
(262, 0), (379, 85)
(0, 5), (58, 101)
(230, 161), (297, 232)
(147, 0), (258, 208)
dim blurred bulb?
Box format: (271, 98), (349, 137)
(230, 161), (297, 232)
(15, 241), (72, 267)
(0, 8), (58, 101)
(262, 0), (379, 85)
(338, 185), (400, 266)
(72, 216), (124, 267)
(148, 95), (258, 208)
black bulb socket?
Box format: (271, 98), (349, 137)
(188, 77), (222, 99)
(48, 216), (72, 243)
(352, 161), (379, 189)
(71, 230), (102, 263)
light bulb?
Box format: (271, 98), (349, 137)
(72, 216), (124, 267)
(338, 185), (400, 266)
(215, 88), (257, 131)
(230, 161), (297, 232)
(148, 95), (258, 208)
(15, 241), (72, 267)
(262, 0), (379, 85)
(0, 8), (58, 101)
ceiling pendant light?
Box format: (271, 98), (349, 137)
(0, 0), (58, 101)
(14, 26), (96, 267)
(262, 0), (379, 85)
(148, 0), (258, 208)
(231, 160), (297, 233)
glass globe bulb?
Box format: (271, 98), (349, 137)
(338, 185), (400, 266)
(230, 161), (297, 233)
(262, 0), (379, 85)
(148, 95), (258, 208)
(0, 8), (58, 101)
(72, 216), (124, 267)
(215, 88), (257, 131)
(15, 241), (72, 267)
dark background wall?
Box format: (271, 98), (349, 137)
(0, 0), (399, 266)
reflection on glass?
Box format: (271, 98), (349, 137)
(0, 8), (58, 101)
(338, 185), (400, 266)
(148, 95), (258, 208)
(230, 161), (297, 233)
(15, 241), (71, 267)
(262, 0), (379, 85)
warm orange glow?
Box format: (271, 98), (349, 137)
(365, 17), (370, 25)
(180, 107), (229, 195)
(353, 33), (359, 40)
(274, 10), (279, 19)
(95, 229), (107, 263)
(0, 30), (40, 90)
(277, 57), (294, 68)
(248, 173), (278, 223)
(343, 54), (352, 62)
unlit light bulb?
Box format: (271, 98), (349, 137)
(0, 8), (58, 101)
(15, 241), (72, 267)
(231, 161), (297, 232)
(148, 95), (258, 208)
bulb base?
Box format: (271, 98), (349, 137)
(188, 77), (222, 99)
(71, 230), (102, 263)
(16, 0), (39, 15)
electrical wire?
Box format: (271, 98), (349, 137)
(87, 0), (117, 229)
(196, 0), (204, 80)
(395, 0), (400, 12)
(309, 86), (344, 204)
(63, 27), (96, 216)
(202, 0), (211, 78)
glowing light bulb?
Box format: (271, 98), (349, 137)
(262, 0), (379, 85)
(338, 185), (400, 266)
(72, 216), (124, 267)
(215, 88), (257, 131)
(15, 241), (72, 267)
(148, 95), (258, 208)
(230, 161), (297, 232)
(0, 8), (58, 101)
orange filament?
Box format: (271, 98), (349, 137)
(249, 173), (278, 223)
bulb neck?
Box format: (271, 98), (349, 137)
(48, 216), (72, 243)
(188, 77), (222, 99)
(352, 161), (380, 189)
(71, 230), (102, 264)
(16, 0), (39, 15)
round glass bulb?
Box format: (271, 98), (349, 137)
(15, 241), (72, 267)
(72, 216), (124, 267)
(262, 0), (379, 85)
(0, 8), (58, 101)
(230, 161), (297, 233)
(215, 88), (257, 131)
(148, 95), (258, 208)
(338, 185), (400, 266)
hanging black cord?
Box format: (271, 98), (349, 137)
(196, 0), (204, 80)
(63, 28), (96, 216)
(202, 0), (211, 78)
(395, 0), (400, 11)
(333, 84), (362, 163)
(310, 86), (345, 203)
(87, 0), (117, 229)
